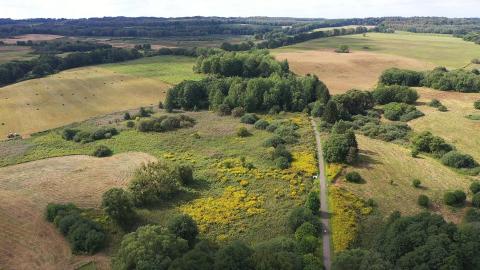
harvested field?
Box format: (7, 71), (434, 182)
(0, 152), (156, 270)
(275, 50), (433, 93)
(0, 46), (34, 64)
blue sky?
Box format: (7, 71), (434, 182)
(1, 0), (479, 19)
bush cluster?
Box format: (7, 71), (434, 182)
(45, 203), (105, 254)
(383, 102), (424, 122)
(474, 100), (480, 110)
(271, 144), (293, 169)
(101, 188), (135, 226)
(441, 151), (477, 169)
(418, 195), (429, 207)
(411, 131), (454, 158)
(379, 68), (424, 86)
(62, 127), (118, 143)
(322, 130), (358, 164)
(360, 122), (411, 142)
(345, 171), (363, 183)
(372, 85), (419, 104)
(240, 113), (259, 124)
(92, 145), (112, 157)
(444, 190), (466, 206)
(137, 114), (195, 132)
(236, 127), (251, 137)
(129, 161), (194, 206)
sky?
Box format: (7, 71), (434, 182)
(1, 0), (480, 19)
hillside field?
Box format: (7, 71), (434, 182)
(0, 56), (200, 138)
(274, 31), (480, 93)
(0, 110), (318, 269)
(0, 46), (34, 64)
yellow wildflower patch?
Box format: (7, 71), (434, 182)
(180, 186), (265, 233)
(326, 163), (343, 181)
(330, 186), (372, 252)
(291, 151), (318, 176)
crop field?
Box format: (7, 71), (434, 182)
(274, 31), (480, 93)
(0, 110), (318, 268)
(411, 88), (480, 161)
(274, 50), (432, 93)
(0, 56), (200, 138)
(0, 46), (34, 64)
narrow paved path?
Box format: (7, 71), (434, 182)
(311, 117), (332, 270)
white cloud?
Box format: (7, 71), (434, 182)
(0, 0), (479, 19)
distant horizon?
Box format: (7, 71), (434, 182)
(2, 0), (480, 20)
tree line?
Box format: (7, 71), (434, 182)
(0, 47), (141, 86)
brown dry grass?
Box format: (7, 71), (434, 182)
(0, 34), (63, 44)
(0, 152), (156, 270)
(275, 50), (433, 94)
(0, 66), (169, 138)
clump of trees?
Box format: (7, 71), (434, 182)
(194, 50), (289, 77)
(372, 85), (419, 104)
(101, 188), (136, 227)
(322, 129), (358, 164)
(62, 127), (119, 143)
(382, 102), (424, 122)
(128, 161), (194, 206)
(379, 67), (480, 93)
(45, 203), (106, 254)
(137, 114), (196, 133)
(333, 212), (480, 269)
(411, 131), (454, 158)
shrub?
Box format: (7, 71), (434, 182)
(217, 104), (231, 116)
(412, 179), (421, 188)
(360, 122), (411, 142)
(472, 193), (480, 208)
(379, 68), (424, 86)
(62, 128), (79, 140)
(335, 45), (350, 53)
(231, 107), (245, 117)
(310, 101), (325, 117)
(177, 164), (194, 186)
(305, 191), (320, 215)
(237, 127), (251, 137)
(101, 188), (135, 226)
(474, 100), (480, 110)
(240, 113), (259, 124)
(441, 151), (476, 169)
(167, 214), (199, 246)
(323, 133), (358, 164)
(345, 172), (363, 183)
(438, 105), (448, 112)
(125, 120), (135, 128)
(129, 161), (186, 206)
(123, 112), (131, 120)
(263, 136), (286, 148)
(45, 203), (79, 222)
(296, 235), (318, 254)
(254, 119), (269, 130)
(113, 225), (189, 270)
(464, 208), (480, 223)
(383, 102), (424, 122)
(444, 190), (466, 206)
(272, 144), (292, 162)
(287, 207), (321, 232)
(372, 85), (419, 105)
(295, 222), (318, 241)
(470, 182), (480, 194)
(428, 99), (442, 108)
(275, 156), (290, 169)
(138, 106), (152, 117)
(418, 195), (429, 208)
(411, 132), (454, 158)
(323, 100), (339, 124)
(92, 145), (112, 157)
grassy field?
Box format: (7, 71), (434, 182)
(0, 56), (200, 138)
(0, 110), (318, 268)
(274, 31), (480, 93)
(338, 135), (476, 223)
(102, 55), (203, 84)
(411, 88), (480, 161)
(0, 46), (34, 64)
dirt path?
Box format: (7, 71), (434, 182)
(310, 117), (332, 270)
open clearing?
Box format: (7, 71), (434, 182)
(0, 56), (199, 138)
(411, 88), (480, 161)
(275, 50), (432, 93)
(0, 152), (155, 270)
(0, 34), (63, 44)
(339, 135), (475, 223)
